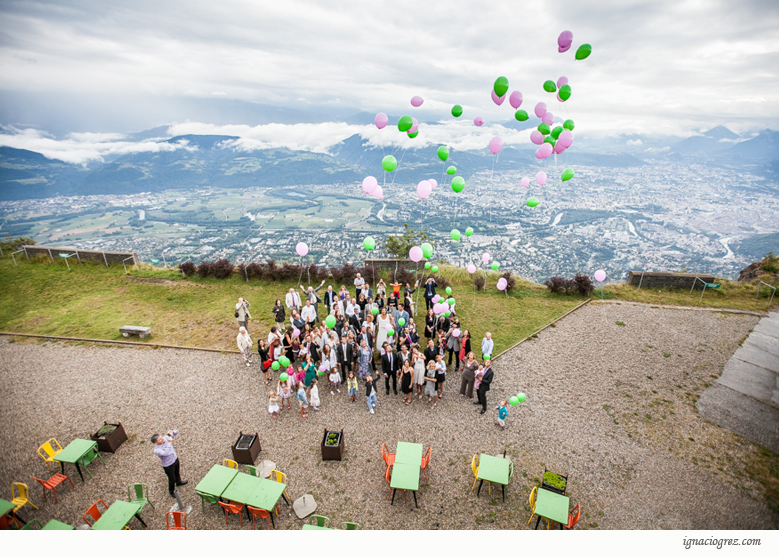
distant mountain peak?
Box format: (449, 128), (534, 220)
(701, 125), (740, 140)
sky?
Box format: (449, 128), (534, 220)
(1, 0), (778, 164)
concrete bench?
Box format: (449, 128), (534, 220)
(120, 326), (151, 339)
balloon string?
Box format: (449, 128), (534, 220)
(389, 147), (408, 187)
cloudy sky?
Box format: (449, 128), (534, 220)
(1, 0), (778, 163)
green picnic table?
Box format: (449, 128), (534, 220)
(390, 442), (423, 508)
(53, 439), (104, 482)
(302, 524), (335, 530)
(195, 465), (240, 498)
(476, 454), (511, 501)
(395, 442), (423, 465)
(534, 488), (570, 529)
(91, 501), (146, 530)
(0, 498), (22, 527)
(245, 478), (288, 528)
(42, 519), (75, 530)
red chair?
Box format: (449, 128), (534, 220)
(381, 443), (395, 468)
(218, 501), (244, 527)
(420, 447), (432, 482)
(32, 474), (74, 504)
(247, 506), (272, 530)
(384, 465), (406, 503)
(166, 511), (187, 530)
(563, 504), (581, 530)
(83, 499), (109, 527)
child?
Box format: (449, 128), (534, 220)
(347, 371), (359, 403)
(474, 365), (484, 391)
(278, 376), (292, 412)
(496, 400), (508, 429)
(328, 365), (341, 395)
(268, 391), (280, 418)
(295, 381), (309, 418)
(309, 378), (321, 411)
(424, 360), (438, 407)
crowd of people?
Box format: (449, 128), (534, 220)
(233, 275), (502, 424)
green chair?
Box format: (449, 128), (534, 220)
(198, 492), (220, 516)
(21, 518), (43, 530)
(77, 447), (106, 479)
(340, 521), (361, 530)
(309, 514), (330, 528)
(128, 483), (155, 511)
(244, 465), (260, 477)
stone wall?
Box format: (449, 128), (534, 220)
(22, 245), (139, 266)
(626, 271), (717, 291)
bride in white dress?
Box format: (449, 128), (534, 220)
(375, 307), (391, 351)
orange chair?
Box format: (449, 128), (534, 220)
(32, 474), (74, 504)
(420, 447), (432, 482)
(247, 506), (272, 530)
(166, 511), (187, 530)
(384, 465), (406, 503)
(563, 504), (581, 530)
(218, 501), (244, 527)
(83, 499), (109, 527)
(381, 443), (395, 468)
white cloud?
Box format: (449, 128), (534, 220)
(627, 139), (643, 145)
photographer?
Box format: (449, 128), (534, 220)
(235, 297), (251, 330)
(151, 430), (187, 498)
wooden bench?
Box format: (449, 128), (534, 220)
(119, 326), (151, 339)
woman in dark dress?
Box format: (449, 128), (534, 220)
(257, 339), (271, 385)
(424, 309), (435, 340)
(283, 328), (294, 363)
(400, 359), (414, 404)
(459, 329), (471, 367)
(460, 351), (477, 398)
(272, 299), (286, 329)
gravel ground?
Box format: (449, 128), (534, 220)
(0, 302), (776, 530)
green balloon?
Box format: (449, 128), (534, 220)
(538, 123), (551, 135)
(575, 44), (592, 60)
(372, 307), (379, 315)
(424, 262), (431, 270)
(382, 155), (397, 172)
(543, 80), (557, 93)
(527, 197), (539, 208)
(279, 372), (288, 382)
(484, 354), (490, 360)
(444, 311), (451, 317)
(317, 370), (324, 376)
(437, 146), (449, 161)
(450, 229), (461, 241)
(398, 115), (413, 132)
(490, 262), (499, 271)
(451, 176), (465, 193)
(465, 227), (474, 237)
(447, 297), (455, 305)
(272, 361), (280, 371)
(563, 119), (575, 131)
(561, 168), (575, 182)
(446, 166), (457, 176)
(517, 392), (526, 402)
(451, 104), (463, 117)
(493, 76), (509, 98)
(559, 84), (571, 101)
(398, 318), (406, 327)
(325, 315), (336, 328)
(407, 130), (418, 139)
(431, 265), (439, 273)
(543, 136), (556, 147)
(551, 126), (563, 139)
(509, 396), (519, 406)
(445, 287), (452, 295)
(279, 355), (290, 368)
(514, 109), (529, 122)
(363, 236), (376, 251)
(421, 243), (433, 259)
(387, 328), (395, 337)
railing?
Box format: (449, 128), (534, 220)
(756, 280), (777, 308)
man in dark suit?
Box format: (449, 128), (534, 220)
(424, 338), (437, 366)
(357, 325), (373, 352)
(475, 361), (494, 414)
(323, 285), (337, 313)
(381, 343), (400, 395)
(337, 336), (354, 382)
(423, 277), (437, 310)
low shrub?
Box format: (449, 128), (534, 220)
(211, 258), (234, 279)
(473, 275), (486, 291)
(544, 274), (594, 296)
(196, 261), (212, 278)
(179, 261), (196, 277)
(500, 271), (517, 293)
(573, 273), (594, 296)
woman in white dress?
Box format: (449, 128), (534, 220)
(412, 347), (426, 398)
(375, 307), (391, 352)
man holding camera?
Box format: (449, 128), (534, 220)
(151, 430), (187, 498)
(235, 297), (251, 330)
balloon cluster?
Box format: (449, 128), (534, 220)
(509, 392), (527, 406)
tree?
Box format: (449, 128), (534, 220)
(384, 224), (433, 259)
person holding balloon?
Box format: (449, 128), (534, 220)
(459, 330), (471, 369)
(424, 309), (436, 340)
(277, 373), (293, 413)
(423, 277), (437, 310)
(257, 339), (271, 385)
(460, 352), (478, 399)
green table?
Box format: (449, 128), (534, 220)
(534, 488), (570, 529)
(195, 465), (240, 498)
(395, 442), (423, 465)
(42, 519), (75, 530)
(390, 463), (419, 508)
(245, 478), (287, 529)
(0, 498), (22, 527)
(221, 472), (261, 503)
(91, 501), (145, 530)
(302, 524), (335, 530)
(476, 454), (511, 501)
(53, 439), (102, 482)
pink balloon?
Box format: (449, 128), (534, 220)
(410, 96), (424, 107)
(558, 30), (573, 51)
(434, 303), (445, 315)
(482, 252), (491, 264)
(372, 185), (383, 199)
(534, 102), (547, 118)
(295, 242), (309, 257)
(553, 143), (566, 154)
(416, 180), (432, 199)
(558, 130), (573, 148)
(409, 117), (419, 134)
(557, 76), (569, 88)
(432, 294), (441, 303)
(293, 329), (300, 337)
(536, 143), (553, 159)
(473, 116), (484, 127)
(489, 136), (503, 155)
(497, 281), (507, 291)
(594, 269), (607, 282)
(520, 177), (530, 188)
(452, 329), (461, 338)
(428, 178), (438, 190)
(375, 113), (388, 129)
(536, 171), (547, 186)
(542, 112), (554, 125)
(319, 363), (328, 372)
(362, 176), (378, 194)
(509, 91), (523, 109)
(467, 264), (476, 274)
(409, 246), (424, 262)
(491, 90), (506, 106)
(530, 130), (544, 145)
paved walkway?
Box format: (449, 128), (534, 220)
(697, 312), (779, 452)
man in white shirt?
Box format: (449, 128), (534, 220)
(285, 288), (301, 312)
(301, 299), (317, 327)
(354, 273), (365, 298)
(267, 326), (281, 346)
(345, 298), (356, 318)
(481, 332), (494, 360)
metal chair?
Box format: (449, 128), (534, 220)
(166, 511), (187, 530)
(340, 521), (362, 530)
(83, 499), (109, 527)
(222, 459), (239, 469)
(247, 506), (272, 530)
(420, 446), (432, 482)
(31, 473), (74, 504)
(309, 514), (331, 528)
(128, 483), (155, 511)
(11, 482), (38, 513)
(37, 439), (63, 473)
